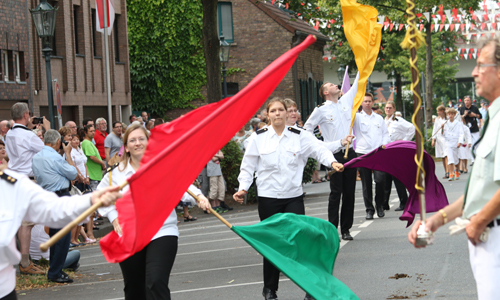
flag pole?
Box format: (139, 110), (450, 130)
(39, 181), (233, 251)
(40, 181), (129, 252)
(186, 190), (233, 228)
(103, 0), (113, 133)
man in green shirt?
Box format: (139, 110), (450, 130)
(408, 37), (500, 300)
(81, 125), (105, 191)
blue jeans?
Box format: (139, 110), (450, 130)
(64, 250), (80, 270)
(47, 190), (71, 280)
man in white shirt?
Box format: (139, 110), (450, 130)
(353, 93), (390, 220)
(304, 74), (360, 241)
(4, 102), (50, 275)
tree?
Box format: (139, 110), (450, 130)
(202, 0), (222, 104)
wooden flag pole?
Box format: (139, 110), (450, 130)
(186, 190), (233, 228)
(40, 181), (129, 252)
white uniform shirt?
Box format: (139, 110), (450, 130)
(353, 110), (391, 154)
(97, 160), (202, 240)
(443, 118), (464, 147)
(5, 124), (44, 176)
(238, 126), (336, 199)
(304, 73), (360, 152)
(385, 116), (415, 142)
(0, 170), (92, 298)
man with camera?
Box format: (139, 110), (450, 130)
(32, 129), (78, 283)
(4, 102), (50, 275)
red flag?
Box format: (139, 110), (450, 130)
(99, 35), (318, 263)
(96, 0), (115, 35)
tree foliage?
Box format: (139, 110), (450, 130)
(127, 0), (206, 117)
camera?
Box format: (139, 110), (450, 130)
(59, 140), (69, 150)
(32, 117), (44, 125)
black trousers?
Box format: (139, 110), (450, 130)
(328, 150), (357, 234)
(258, 195), (305, 292)
(119, 236), (178, 300)
(1, 289), (17, 300)
(48, 190), (71, 280)
(357, 157), (386, 213)
(384, 173), (408, 209)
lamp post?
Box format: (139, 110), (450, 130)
(337, 64), (346, 83)
(219, 35), (230, 98)
(30, 0), (58, 128)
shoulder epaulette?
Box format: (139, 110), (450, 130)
(104, 162), (120, 175)
(318, 102), (326, 107)
(288, 127), (301, 134)
(256, 127), (268, 135)
(0, 170), (17, 184)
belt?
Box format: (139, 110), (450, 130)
(335, 147), (354, 154)
(29, 176), (35, 180)
(487, 219), (500, 228)
(55, 186), (71, 195)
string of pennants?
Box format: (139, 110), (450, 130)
(318, 0), (500, 62)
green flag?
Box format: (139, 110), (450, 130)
(231, 213), (359, 300)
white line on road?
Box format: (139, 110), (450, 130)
(358, 221), (373, 228)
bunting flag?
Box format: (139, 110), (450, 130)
(96, 0), (115, 35)
(344, 141), (449, 226)
(340, 0), (382, 129)
(232, 213), (359, 300)
(99, 35), (318, 263)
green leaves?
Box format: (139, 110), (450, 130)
(128, 1), (206, 116)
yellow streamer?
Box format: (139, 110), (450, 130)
(403, 0), (425, 193)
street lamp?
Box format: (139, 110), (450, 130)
(30, 0), (58, 128)
(337, 64), (346, 82)
(219, 35), (231, 98)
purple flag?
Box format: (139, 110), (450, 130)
(341, 65), (351, 94)
(344, 141), (448, 226)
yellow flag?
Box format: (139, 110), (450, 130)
(341, 0), (382, 128)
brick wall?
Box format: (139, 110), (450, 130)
(0, 0), (132, 124)
(0, 0), (31, 113)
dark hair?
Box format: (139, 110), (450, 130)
(80, 124), (94, 140)
(153, 118), (164, 127)
(112, 121), (121, 128)
(0, 139), (4, 147)
(129, 114), (136, 122)
(83, 117), (93, 127)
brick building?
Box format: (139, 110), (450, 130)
(221, 0), (329, 120)
(0, 0), (131, 126)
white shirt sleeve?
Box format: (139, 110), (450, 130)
(400, 118), (416, 141)
(29, 133), (45, 153)
(341, 72), (360, 110)
(300, 131), (336, 166)
(381, 117), (391, 145)
(96, 170), (119, 224)
(238, 133), (260, 192)
(303, 107), (321, 134)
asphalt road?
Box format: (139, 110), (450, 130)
(18, 167), (477, 300)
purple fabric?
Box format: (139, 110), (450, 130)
(344, 141), (448, 226)
(341, 65), (351, 94)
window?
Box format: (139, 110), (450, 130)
(0, 50), (3, 81)
(114, 15), (120, 62)
(217, 2), (234, 43)
(73, 5), (84, 55)
(13, 51), (20, 82)
(6, 51), (14, 82)
(91, 9), (102, 57)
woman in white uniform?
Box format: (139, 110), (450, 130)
(233, 97), (344, 300)
(383, 101), (415, 211)
(97, 123), (210, 300)
(432, 105), (449, 178)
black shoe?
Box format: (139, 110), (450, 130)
(366, 211), (374, 220)
(376, 206), (385, 218)
(304, 293), (314, 300)
(48, 273), (73, 283)
(262, 287), (278, 300)
(342, 232), (353, 240)
(383, 204), (390, 210)
(220, 202), (233, 211)
(394, 206), (405, 211)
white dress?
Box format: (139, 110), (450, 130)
(458, 123), (472, 160)
(433, 117), (448, 158)
(443, 119), (464, 165)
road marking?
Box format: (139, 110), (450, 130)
(102, 278), (293, 299)
(339, 231), (360, 248)
(359, 221), (373, 228)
